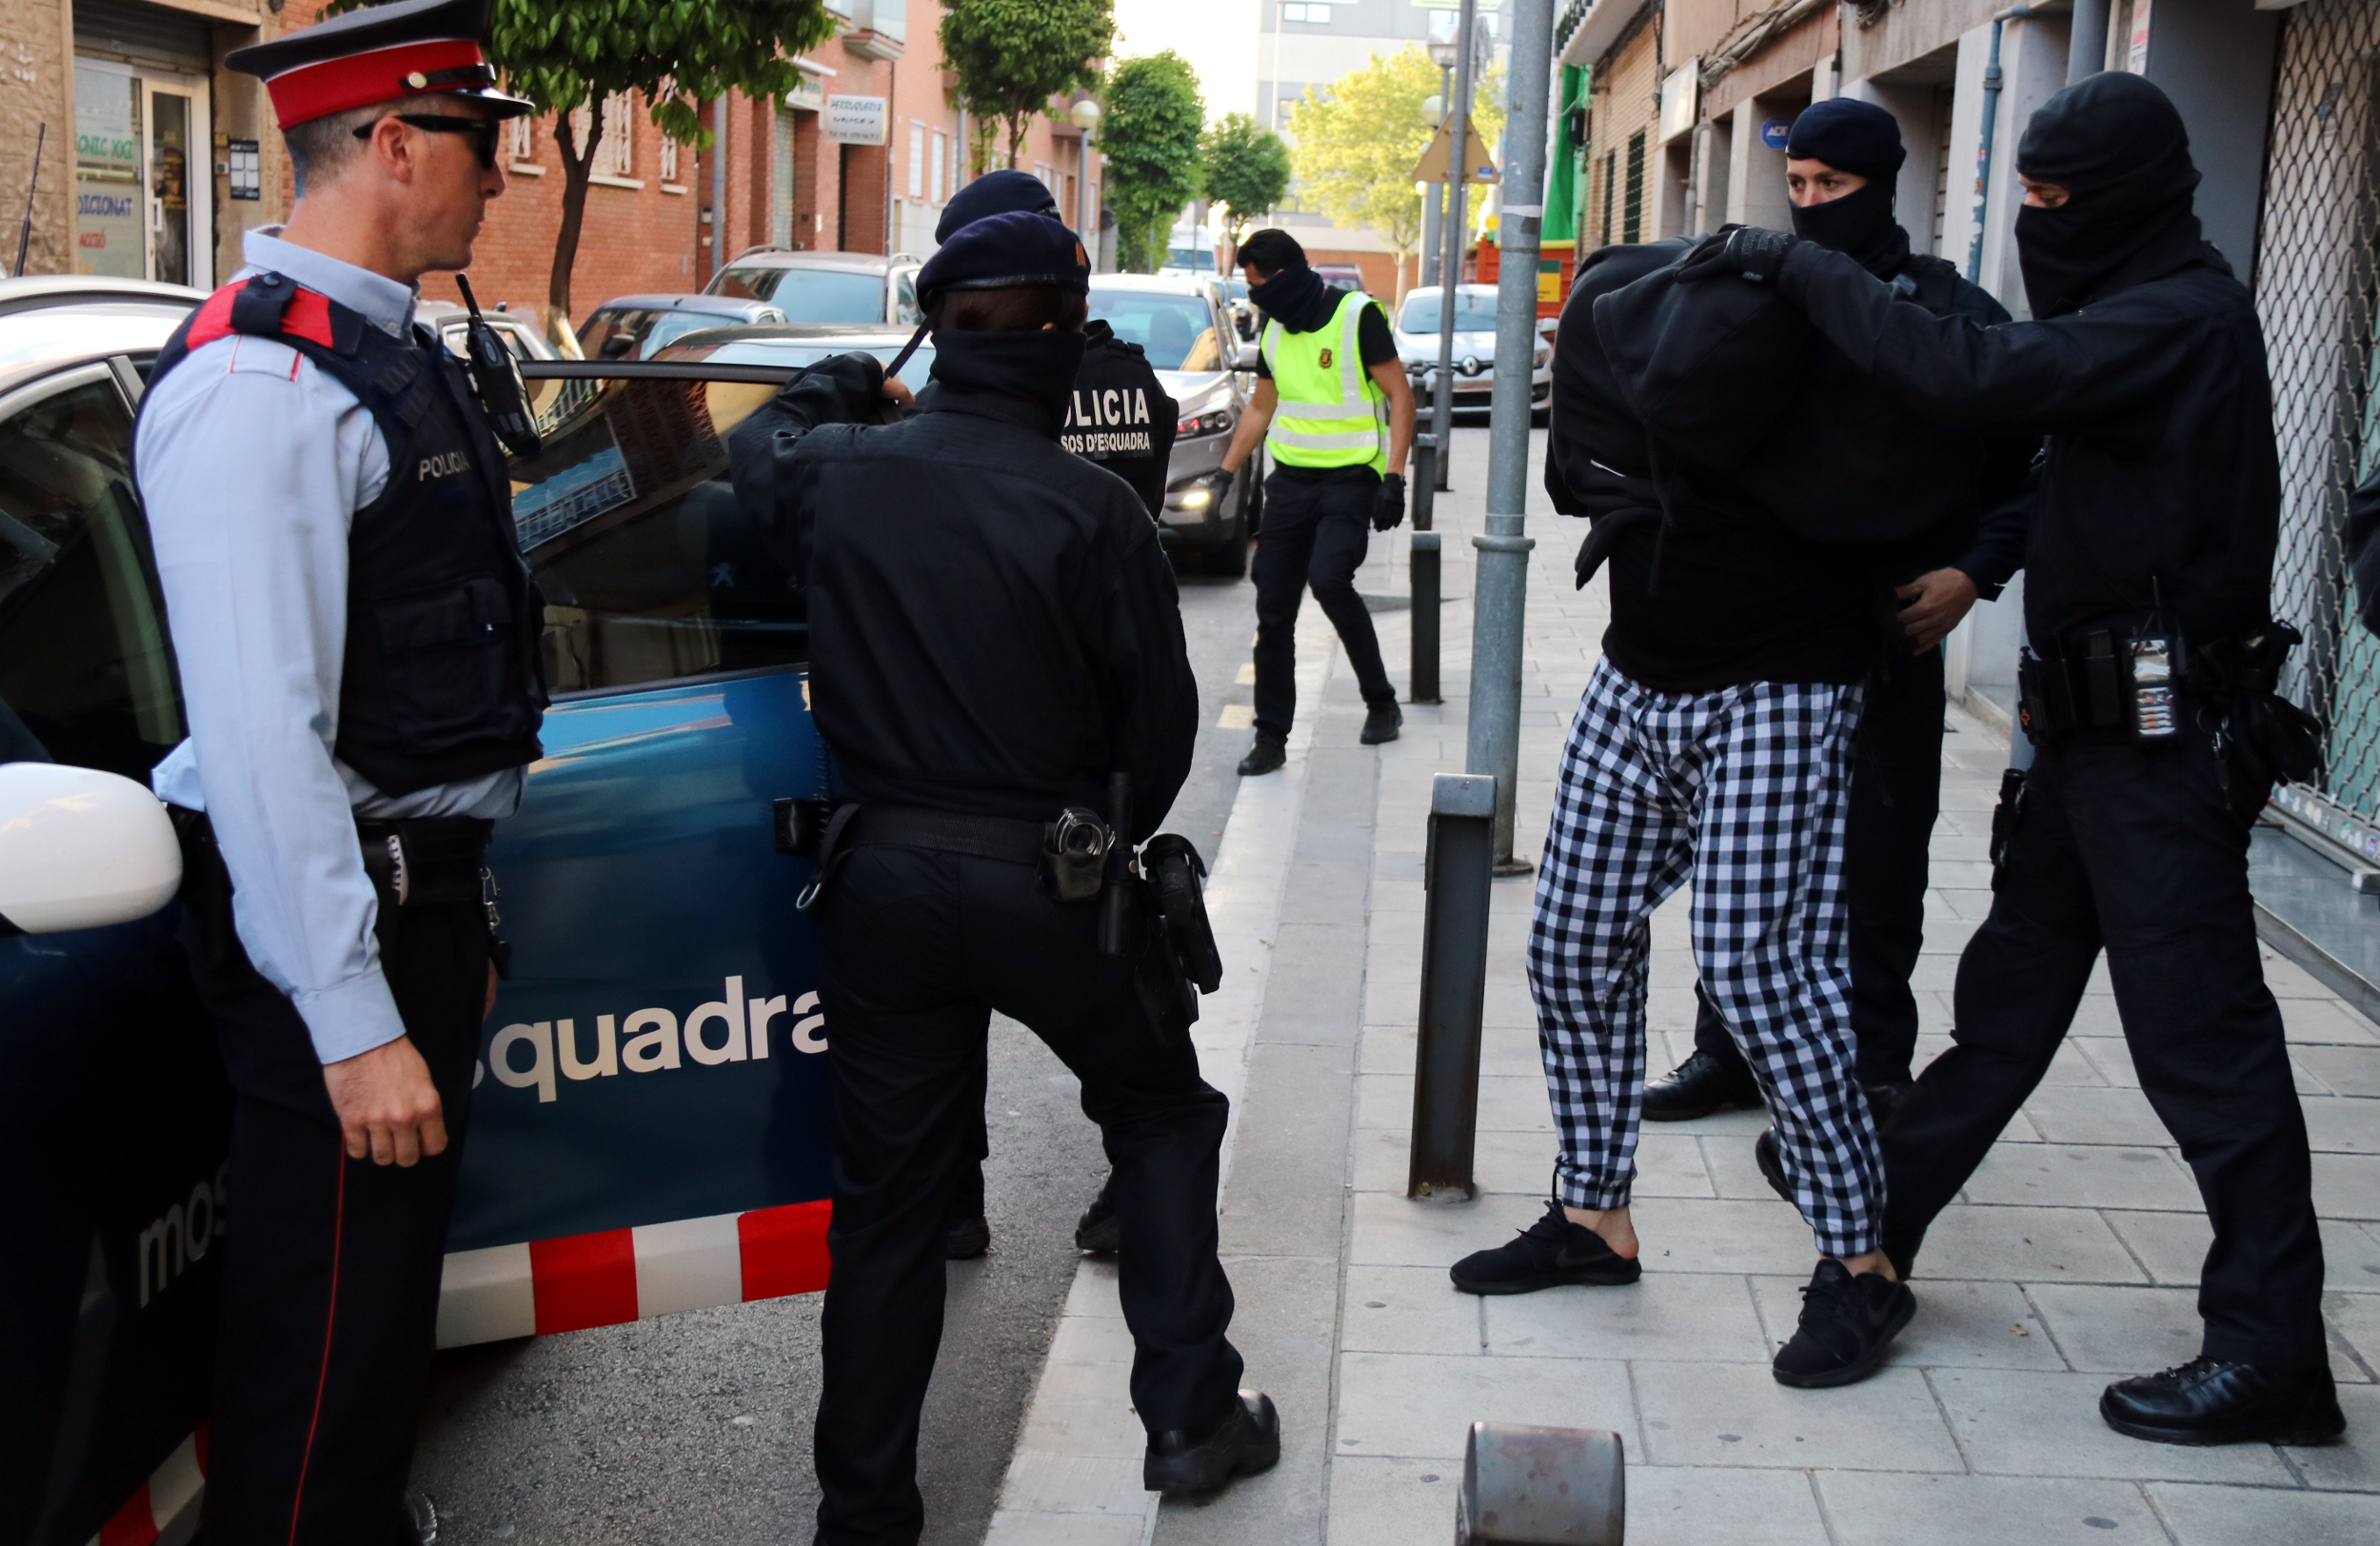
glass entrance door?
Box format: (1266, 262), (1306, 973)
(70, 62), (210, 287)
(146, 87), (196, 288)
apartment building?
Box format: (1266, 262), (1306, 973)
(2, 0), (1100, 327)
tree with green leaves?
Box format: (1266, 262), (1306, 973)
(330, 0), (839, 341)
(1288, 46), (1505, 301)
(1200, 112), (1291, 265)
(1100, 51), (1204, 273)
(940, 0), (1114, 176)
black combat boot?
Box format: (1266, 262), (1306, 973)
(945, 1159), (989, 1260)
(1144, 1391), (1281, 1492)
(1074, 1173), (1121, 1254)
(1360, 704), (1402, 744)
(1642, 1048), (1762, 1121)
(1238, 736), (1286, 776)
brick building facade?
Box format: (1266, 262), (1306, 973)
(5, 0), (1102, 341)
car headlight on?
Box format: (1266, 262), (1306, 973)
(1176, 406), (1235, 437)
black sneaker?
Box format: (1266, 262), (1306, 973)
(1861, 1079), (1914, 1129)
(1144, 1390), (1281, 1492)
(1772, 1259), (1914, 1388)
(1238, 736), (1286, 776)
(1754, 1127), (1793, 1203)
(2100, 1358), (2347, 1447)
(1449, 1200), (1642, 1295)
(1642, 1049), (1763, 1121)
(1360, 704), (1402, 744)
(1075, 1176), (1121, 1254)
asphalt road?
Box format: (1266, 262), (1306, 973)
(411, 553), (1265, 1546)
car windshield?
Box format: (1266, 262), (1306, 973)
(1087, 290), (1220, 370)
(654, 336), (937, 382)
(712, 266), (884, 322)
(1398, 292), (1499, 333)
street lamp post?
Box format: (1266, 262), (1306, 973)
(1069, 98), (1101, 264)
(1467, 0), (1554, 873)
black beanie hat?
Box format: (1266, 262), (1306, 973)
(1785, 98), (1907, 185)
(935, 169), (1059, 245)
(915, 209), (1091, 309)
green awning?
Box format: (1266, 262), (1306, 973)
(1545, 66), (1590, 248)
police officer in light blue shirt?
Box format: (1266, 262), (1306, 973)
(135, 1), (543, 1539)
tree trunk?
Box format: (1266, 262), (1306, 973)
(547, 89), (606, 352)
(1004, 111), (1026, 170)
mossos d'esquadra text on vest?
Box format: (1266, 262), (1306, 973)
(1061, 385), (1156, 457)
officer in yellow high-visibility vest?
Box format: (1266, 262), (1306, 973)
(1214, 229), (1417, 774)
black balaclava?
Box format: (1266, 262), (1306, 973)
(2013, 70), (2205, 317)
(1785, 97), (1911, 280)
(1247, 259), (1332, 332)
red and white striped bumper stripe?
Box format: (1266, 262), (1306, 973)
(89, 1428), (205, 1546)
(436, 1198), (831, 1347)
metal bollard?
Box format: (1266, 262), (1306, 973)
(1410, 771), (1495, 1200)
(1412, 530), (1442, 704)
(1456, 1423), (1626, 1545)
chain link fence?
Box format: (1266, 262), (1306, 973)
(2260, 0), (2380, 819)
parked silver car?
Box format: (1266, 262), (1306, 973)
(415, 300), (556, 361)
(1393, 284), (1552, 421)
(1087, 272), (1262, 577)
(579, 294), (790, 361)
(706, 248), (925, 327)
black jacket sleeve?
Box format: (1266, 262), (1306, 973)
(1775, 241), (2211, 428)
(725, 352), (888, 584)
(1955, 440), (2034, 599)
(1097, 519), (1199, 840)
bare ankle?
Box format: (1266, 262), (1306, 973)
(1562, 1204), (1640, 1258)
(1834, 1250), (1897, 1282)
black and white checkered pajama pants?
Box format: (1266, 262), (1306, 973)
(1528, 657), (1883, 1258)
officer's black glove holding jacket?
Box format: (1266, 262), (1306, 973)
(1677, 225), (1802, 286)
(1373, 471), (1406, 531)
(1211, 465), (1236, 505)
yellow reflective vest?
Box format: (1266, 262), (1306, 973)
(1259, 289), (1389, 476)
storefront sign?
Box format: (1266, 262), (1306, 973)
(824, 94), (887, 147)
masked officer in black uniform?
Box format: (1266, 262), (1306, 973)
(132, 2), (541, 1540)
(1646, 101), (2032, 1140)
(728, 211), (1278, 1545)
(924, 172), (1178, 1259)
(1685, 71), (2343, 1447)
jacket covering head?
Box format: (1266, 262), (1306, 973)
(2013, 70), (2205, 317)
(935, 169), (1060, 244)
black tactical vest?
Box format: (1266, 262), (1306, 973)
(143, 271), (546, 797)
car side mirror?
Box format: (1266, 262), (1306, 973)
(1234, 341), (1261, 372)
(0, 763), (182, 934)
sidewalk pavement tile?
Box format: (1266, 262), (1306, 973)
(1350, 1191), (1551, 1268)
(2283, 1382), (2380, 1491)
(2267, 953), (2350, 999)
(1485, 1273), (1769, 1363)
(982, 1512), (1150, 1546)
(2073, 1037), (2145, 1089)
(1747, 1275), (2070, 1372)
(2283, 997), (2380, 1045)
(1333, 1350), (1636, 1460)
(1349, 1126), (1564, 1197)
(2035, 1040), (2113, 1087)
(2292, 1043), (2380, 1095)
(1319, 1457), (1461, 1546)
(1634, 1363), (1963, 1472)
(2303, 1095), (2380, 1154)
(1907, 1204), (2149, 1284)
(1962, 1142), (2204, 1212)
(1340, 1265), (1484, 1357)
(993, 1453), (1160, 1518)
(2022, 1085), (2180, 1149)
(2098, 1208), (2215, 1287)
(1624, 1197), (1830, 1277)
(1815, 1472), (2162, 1545)
(2146, 1481), (2379, 1544)
(2315, 1153), (2380, 1219)
(2325, 1291), (2380, 1374)
(1926, 1367), (2296, 1483)
(1358, 1072), (1553, 1134)
(1620, 1467), (1830, 1545)
(2023, 1282), (2227, 1376)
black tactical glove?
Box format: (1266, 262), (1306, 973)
(1211, 466), (1236, 504)
(1676, 225), (1799, 285)
(1373, 471), (1407, 531)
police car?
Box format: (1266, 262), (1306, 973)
(0, 281), (838, 1546)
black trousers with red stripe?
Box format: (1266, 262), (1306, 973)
(181, 870), (487, 1546)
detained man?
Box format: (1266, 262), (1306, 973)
(1684, 71), (2342, 1447)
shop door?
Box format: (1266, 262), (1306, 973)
(71, 64), (209, 287)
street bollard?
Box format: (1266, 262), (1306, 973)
(1412, 530), (1442, 704)
(1410, 771), (1495, 1200)
(1457, 1423), (1626, 1546)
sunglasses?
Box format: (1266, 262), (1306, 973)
(354, 112), (500, 169)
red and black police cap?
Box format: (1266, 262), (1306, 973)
(227, 0), (530, 129)
(916, 210), (1091, 307)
